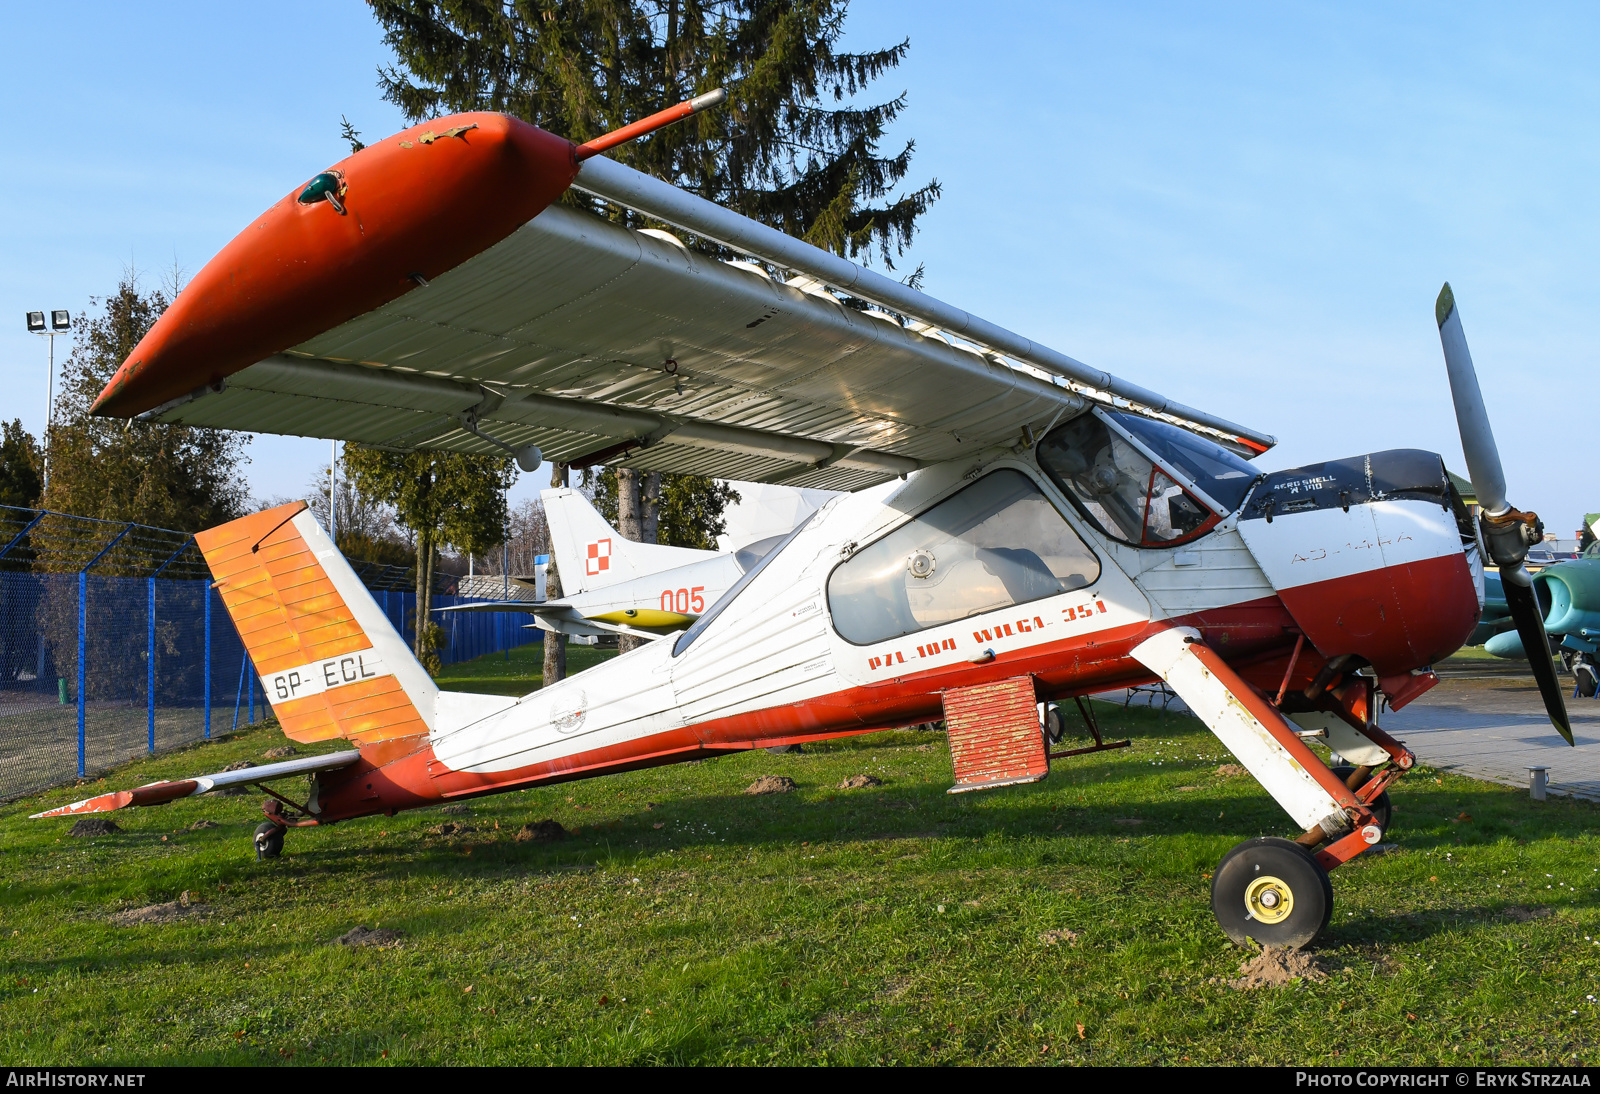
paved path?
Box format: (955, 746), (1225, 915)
(1096, 673), (1600, 802)
(1383, 676), (1600, 801)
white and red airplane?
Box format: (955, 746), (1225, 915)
(36, 95), (1571, 949)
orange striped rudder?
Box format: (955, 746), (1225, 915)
(196, 502), (438, 745)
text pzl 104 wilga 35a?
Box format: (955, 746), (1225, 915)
(46, 92), (1572, 949)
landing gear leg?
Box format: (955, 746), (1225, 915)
(1211, 837), (1333, 950)
(1333, 766), (1392, 837)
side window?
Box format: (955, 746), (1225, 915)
(1039, 413), (1219, 547)
(827, 469), (1101, 646)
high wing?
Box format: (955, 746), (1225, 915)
(97, 111), (1274, 490)
(30, 751), (361, 817)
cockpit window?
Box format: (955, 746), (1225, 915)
(827, 469), (1100, 646)
(1037, 409), (1259, 547)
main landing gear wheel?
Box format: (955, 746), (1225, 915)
(254, 822), (285, 860)
(1333, 766), (1393, 837)
(1211, 837), (1333, 950)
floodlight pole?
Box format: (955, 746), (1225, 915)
(29, 313), (69, 492)
(42, 331), (53, 489)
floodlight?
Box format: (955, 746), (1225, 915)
(50, 310), (69, 331)
(26, 312), (44, 332)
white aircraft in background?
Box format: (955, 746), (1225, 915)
(443, 485), (832, 640)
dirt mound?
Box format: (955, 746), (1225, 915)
(187, 819), (219, 831)
(262, 746), (297, 760)
(838, 775), (883, 790)
(1038, 928), (1079, 946)
(334, 925), (406, 949)
(1216, 764), (1247, 778)
(1505, 905), (1555, 922)
(438, 804), (472, 816)
(68, 818), (121, 837)
(428, 822), (477, 837)
(1226, 946), (1327, 990)
(110, 892), (202, 926)
(746, 775), (797, 795)
(515, 820), (568, 842)
(208, 760), (256, 797)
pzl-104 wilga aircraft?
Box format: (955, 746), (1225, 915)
(36, 93), (1573, 948)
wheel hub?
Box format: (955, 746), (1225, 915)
(1244, 875), (1294, 924)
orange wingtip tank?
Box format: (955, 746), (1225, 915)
(31, 780), (201, 818)
(92, 113), (581, 419)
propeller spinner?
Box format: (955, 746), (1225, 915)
(1436, 283), (1573, 744)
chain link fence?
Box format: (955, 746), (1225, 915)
(0, 506), (539, 801)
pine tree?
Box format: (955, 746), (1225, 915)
(372, 0), (939, 266)
(44, 279), (250, 532)
(371, 0), (937, 566)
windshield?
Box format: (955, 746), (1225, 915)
(1108, 411), (1259, 512)
(1037, 410), (1258, 547)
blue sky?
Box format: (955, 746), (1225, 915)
(2, 2), (1595, 534)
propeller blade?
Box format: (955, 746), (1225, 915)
(1435, 283), (1508, 515)
(1502, 568), (1575, 746)
(1435, 282), (1572, 742)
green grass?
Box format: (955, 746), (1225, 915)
(2, 648), (1598, 1065)
(430, 640), (617, 696)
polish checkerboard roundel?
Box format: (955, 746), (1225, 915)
(585, 538), (612, 576)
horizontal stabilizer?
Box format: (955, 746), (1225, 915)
(31, 751), (361, 818)
(436, 599), (561, 614)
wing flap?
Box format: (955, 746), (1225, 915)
(30, 751), (362, 818)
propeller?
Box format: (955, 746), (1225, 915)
(1436, 283), (1573, 744)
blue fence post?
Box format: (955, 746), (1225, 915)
(147, 577), (156, 753)
(76, 570), (86, 778)
(232, 652), (247, 732)
(203, 585), (212, 740)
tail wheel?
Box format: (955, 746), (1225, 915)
(1333, 766), (1393, 836)
(254, 821), (285, 860)
(1211, 837), (1332, 950)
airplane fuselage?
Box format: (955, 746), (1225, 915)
(311, 431), (1479, 822)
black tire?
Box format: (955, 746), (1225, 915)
(1211, 836), (1333, 950)
(1045, 706), (1064, 745)
(1333, 765), (1392, 836)
(253, 821), (284, 860)
(1576, 661), (1599, 700)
